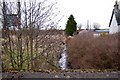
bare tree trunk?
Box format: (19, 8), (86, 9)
(18, 1), (23, 69)
(24, 2), (30, 69)
(2, 1), (8, 55)
(8, 31), (15, 68)
(30, 37), (34, 69)
(34, 36), (38, 69)
(26, 39), (30, 69)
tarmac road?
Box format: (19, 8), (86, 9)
(2, 71), (120, 79)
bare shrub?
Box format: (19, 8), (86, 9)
(67, 33), (120, 70)
(1, 0), (65, 70)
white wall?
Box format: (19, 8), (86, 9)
(118, 1), (120, 9)
(109, 14), (119, 34)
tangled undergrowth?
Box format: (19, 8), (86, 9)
(67, 32), (120, 70)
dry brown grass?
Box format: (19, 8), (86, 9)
(67, 33), (120, 70)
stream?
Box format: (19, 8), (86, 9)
(59, 44), (68, 70)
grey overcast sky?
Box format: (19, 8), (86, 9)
(1, 0), (118, 29)
(57, 0), (118, 29)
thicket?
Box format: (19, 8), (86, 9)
(1, 0), (64, 70)
(67, 33), (120, 70)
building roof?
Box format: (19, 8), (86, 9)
(115, 9), (120, 25)
(95, 30), (109, 33)
(109, 10), (114, 27)
(78, 29), (109, 35)
(109, 1), (120, 27)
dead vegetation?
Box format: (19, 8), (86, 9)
(67, 33), (120, 70)
(1, 0), (65, 70)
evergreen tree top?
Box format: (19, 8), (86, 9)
(69, 14), (75, 20)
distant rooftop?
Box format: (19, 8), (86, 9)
(78, 29), (109, 33)
(95, 30), (109, 32)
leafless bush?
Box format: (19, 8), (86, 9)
(67, 33), (120, 70)
(1, 0), (65, 70)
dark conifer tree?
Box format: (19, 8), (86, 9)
(65, 14), (77, 36)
